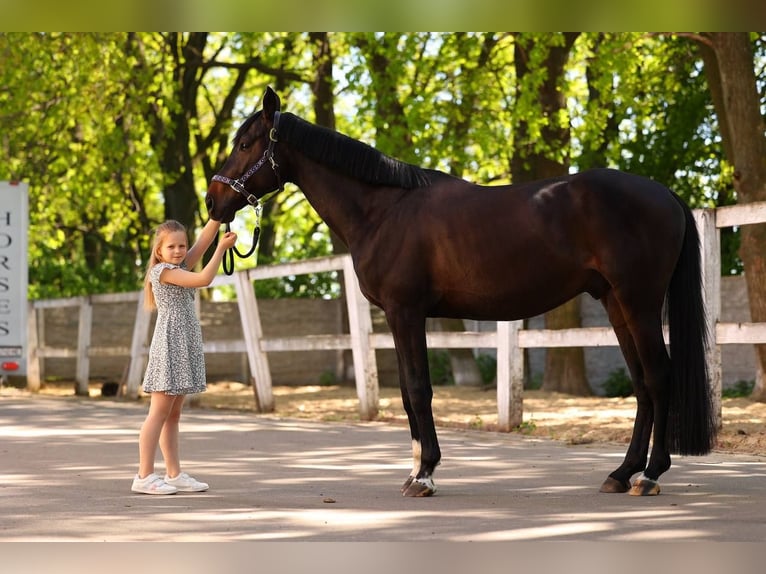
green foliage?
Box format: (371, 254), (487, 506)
(475, 354), (497, 386)
(515, 420), (537, 434)
(469, 415), (484, 430)
(427, 349), (454, 386)
(1, 33), (164, 297)
(526, 373), (543, 391)
(722, 380), (755, 398)
(575, 35), (724, 198)
(318, 371), (337, 386)
(342, 33), (515, 181)
(602, 368), (634, 398)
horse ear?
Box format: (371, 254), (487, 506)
(263, 86), (281, 120)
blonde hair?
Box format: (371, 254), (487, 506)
(143, 220), (187, 310)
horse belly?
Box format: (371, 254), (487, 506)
(430, 266), (589, 321)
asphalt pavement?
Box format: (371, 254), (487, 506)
(2, 394), (766, 543)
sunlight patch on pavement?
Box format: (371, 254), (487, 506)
(161, 508), (427, 530)
(608, 528), (713, 541)
(4, 427), (133, 438)
(453, 521), (613, 541)
(550, 508), (709, 522)
(289, 463), (404, 472)
(0, 473), (38, 486)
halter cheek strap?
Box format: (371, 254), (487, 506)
(211, 111), (283, 208)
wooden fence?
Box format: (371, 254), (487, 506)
(26, 203), (766, 430)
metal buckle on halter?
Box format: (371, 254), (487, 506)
(230, 179), (260, 207)
(230, 179), (247, 196)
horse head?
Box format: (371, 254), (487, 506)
(206, 86), (284, 223)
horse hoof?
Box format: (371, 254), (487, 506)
(599, 476), (631, 493)
(402, 476), (436, 497)
(629, 475), (661, 496)
(400, 476), (414, 493)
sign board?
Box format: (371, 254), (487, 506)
(0, 181), (28, 376)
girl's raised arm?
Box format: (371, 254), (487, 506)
(185, 219), (222, 269)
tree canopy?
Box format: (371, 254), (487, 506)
(2, 32), (763, 300)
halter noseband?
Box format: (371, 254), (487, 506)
(211, 111), (283, 208)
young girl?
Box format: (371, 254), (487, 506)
(131, 219), (237, 495)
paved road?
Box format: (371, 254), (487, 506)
(2, 394), (766, 542)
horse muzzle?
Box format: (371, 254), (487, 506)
(204, 192), (238, 223)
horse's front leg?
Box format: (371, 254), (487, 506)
(395, 360), (423, 495)
(387, 309), (441, 497)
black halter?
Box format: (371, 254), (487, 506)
(211, 110), (284, 206)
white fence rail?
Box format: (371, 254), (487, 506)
(26, 203), (766, 430)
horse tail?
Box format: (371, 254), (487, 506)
(665, 195), (718, 455)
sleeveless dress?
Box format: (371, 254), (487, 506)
(142, 262), (207, 395)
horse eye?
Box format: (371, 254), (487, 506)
(239, 141), (250, 151)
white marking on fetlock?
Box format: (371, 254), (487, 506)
(636, 472), (657, 484)
(629, 472), (661, 495)
(410, 439), (422, 480)
(414, 476), (436, 493)
(406, 440), (436, 493)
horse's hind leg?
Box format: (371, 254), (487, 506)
(624, 313), (673, 496)
(599, 292), (655, 494)
(602, 286), (673, 496)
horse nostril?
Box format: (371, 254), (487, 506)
(205, 195), (214, 213)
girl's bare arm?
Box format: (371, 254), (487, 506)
(161, 231), (237, 288)
(185, 219), (223, 270)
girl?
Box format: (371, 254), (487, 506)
(131, 219), (237, 495)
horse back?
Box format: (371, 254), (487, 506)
(353, 168), (686, 320)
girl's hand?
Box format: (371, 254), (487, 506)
(218, 231), (238, 250)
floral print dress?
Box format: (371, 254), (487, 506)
(142, 262), (207, 395)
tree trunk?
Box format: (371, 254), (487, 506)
(742, 224), (766, 400)
(701, 33), (766, 400)
(154, 33), (208, 241)
(540, 298), (590, 395)
(512, 32), (591, 396)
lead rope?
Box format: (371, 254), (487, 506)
(218, 204), (262, 276)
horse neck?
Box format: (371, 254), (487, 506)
(293, 160), (400, 249)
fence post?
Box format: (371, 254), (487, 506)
(125, 291), (152, 399)
(26, 301), (41, 391)
(75, 297), (91, 396)
(694, 208), (722, 429)
(496, 320), (524, 431)
(342, 255), (379, 420)
(236, 270), (274, 412)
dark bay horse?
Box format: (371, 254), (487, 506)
(206, 87), (717, 497)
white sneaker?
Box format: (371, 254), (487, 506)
(164, 472), (209, 492)
(131, 473), (178, 495)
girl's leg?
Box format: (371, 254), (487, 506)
(159, 395), (185, 479)
(137, 392), (177, 478)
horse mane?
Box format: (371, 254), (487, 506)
(278, 112), (431, 189)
